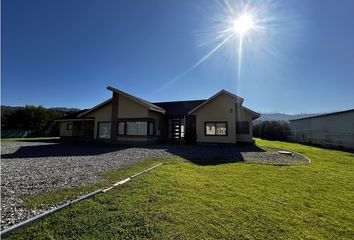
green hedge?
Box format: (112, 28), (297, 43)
(253, 121), (291, 141)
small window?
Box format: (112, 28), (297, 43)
(216, 122), (227, 135)
(66, 123), (73, 130)
(236, 121), (249, 134)
(205, 122), (227, 136)
(98, 122), (111, 139)
(205, 122), (216, 135)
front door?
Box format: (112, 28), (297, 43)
(172, 119), (181, 140)
(168, 117), (185, 142)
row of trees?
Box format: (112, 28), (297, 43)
(1, 106), (64, 137)
(253, 121), (291, 141)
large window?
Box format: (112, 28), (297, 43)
(205, 122), (227, 136)
(127, 122), (147, 135)
(118, 120), (154, 136)
(97, 122), (111, 139)
(236, 121), (249, 134)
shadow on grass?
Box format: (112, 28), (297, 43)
(1, 141), (265, 166)
(163, 144), (264, 165)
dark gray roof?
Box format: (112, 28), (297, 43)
(290, 109), (354, 121)
(153, 100), (206, 116)
(57, 109), (89, 120)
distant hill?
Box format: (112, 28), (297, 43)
(255, 113), (323, 123)
(1, 105), (80, 113)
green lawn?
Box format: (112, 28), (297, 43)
(7, 139), (354, 239)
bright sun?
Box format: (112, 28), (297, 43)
(233, 14), (255, 35)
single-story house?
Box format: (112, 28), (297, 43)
(56, 86), (260, 144)
(290, 109), (354, 150)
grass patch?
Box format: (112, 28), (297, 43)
(7, 139), (354, 239)
(24, 158), (178, 209)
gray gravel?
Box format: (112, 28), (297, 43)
(1, 141), (309, 230)
(1, 141), (174, 230)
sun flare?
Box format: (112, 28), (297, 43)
(232, 14), (255, 35)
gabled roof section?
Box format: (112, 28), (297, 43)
(78, 86), (166, 118)
(107, 86), (165, 113)
(242, 106), (261, 120)
(188, 90), (244, 115)
(78, 98), (112, 118)
(55, 109), (92, 121)
(154, 100), (206, 116)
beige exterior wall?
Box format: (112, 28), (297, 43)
(86, 94), (163, 141)
(116, 95), (157, 142)
(146, 110), (164, 141)
(236, 109), (255, 142)
(59, 121), (73, 137)
(191, 93), (254, 143)
(86, 102), (112, 139)
(117, 95), (149, 118)
(192, 94), (236, 143)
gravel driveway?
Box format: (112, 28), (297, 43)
(1, 140), (309, 230)
(1, 141), (177, 230)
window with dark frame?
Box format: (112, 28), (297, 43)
(205, 122), (227, 136)
(236, 121), (249, 134)
(66, 123), (73, 130)
(148, 122), (154, 136)
(97, 122), (111, 139)
(117, 120), (155, 136)
(118, 122), (125, 135)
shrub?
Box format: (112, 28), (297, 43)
(253, 121), (291, 141)
(1, 105), (63, 137)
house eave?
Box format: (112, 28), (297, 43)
(77, 98), (113, 118)
(188, 90), (244, 115)
(242, 106), (261, 120)
(107, 86), (166, 114)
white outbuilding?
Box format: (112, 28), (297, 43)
(290, 109), (354, 150)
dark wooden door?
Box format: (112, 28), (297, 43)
(172, 119), (181, 140)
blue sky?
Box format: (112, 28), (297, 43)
(2, 0), (354, 113)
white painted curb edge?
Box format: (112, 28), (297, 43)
(1, 163), (164, 238)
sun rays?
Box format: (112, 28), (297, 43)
(152, 0), (286, 95)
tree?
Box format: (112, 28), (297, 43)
(2, 105), (63, 137)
